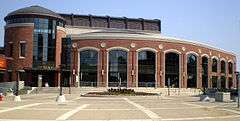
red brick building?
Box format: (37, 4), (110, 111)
(2, 6), (237, 89)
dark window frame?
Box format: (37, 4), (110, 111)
(19, 41), (26, 58)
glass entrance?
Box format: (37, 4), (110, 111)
(165, 52), (179, 88)
(79, 50), (98, 87)
(138, 51), (156, 87)
(108, 50), (128, 87)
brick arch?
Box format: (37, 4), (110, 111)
(78, 46), (100, 52)
(163, 49), (181, 54)
(106, 46), (129, 52)
(136, 47), (158, 53)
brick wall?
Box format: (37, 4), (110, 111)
(4, 25), (34, 82)
(71, 39), (236, 88)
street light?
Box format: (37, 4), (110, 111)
(235, 71), (239, 108)
(56, 65), (66, 103)
(14, 69), (25, 102)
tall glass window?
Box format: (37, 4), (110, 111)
(228, 77), (233, 89)
(80, 50), (98, 87)
(33, 18), (56, 69)
(19, 42), (26, 57)
(202, 56), (208, 88)
(221, 76), (226, 89)
(228, 62), (233, 74)
(187, 54), (197, 88)
(212, 76), (218, 88)
(165, 52), (179, 88)
(221, 60), (226, 73)
(212, 58), (218, 72)
(138, 51), (156, 87)
(108, 50), (128, 87)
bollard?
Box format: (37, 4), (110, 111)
(0, 93), (3, 101)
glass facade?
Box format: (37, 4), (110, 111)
(138, 51), (156, 87)
(19, 42), (26, 57)
(228, 62), (233, 74)
(165, 52), (179, 88)
(108, 50), (128, 87)
(212, 58), (218, 72)
(33, 18), (56, 69)
(220, 76), (226, 89)
(212, 76), (218, 88)
(6, 17), (64, 27)
(187, 54), (197, 88)
(221, 60), (226, 73)
(228, 77), (233, 89)
(80, 50), (98, 87)
(202, 56), (208, 88)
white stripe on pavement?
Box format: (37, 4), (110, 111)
(0, 103), (42, 113)
(0, 119), (153, 121)
(123, 98), (161, 120)
(220, 108), (240, 115)
(182, 102), (204, 108)
(56, 104), (89, 120)
(162, 115), (240, 121)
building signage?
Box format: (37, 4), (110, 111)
(0, 57), (6, 70)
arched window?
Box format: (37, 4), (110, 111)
(138, 51), (156, 87)
(202, 56), (208, 88)
(221, 60), (226, 73)
(80, 50), (98, 87)
(108, 50), (128, 87)
(228, 62), (233, 74)
(212, 58), (218, 72)
(165, 52), (179, 88)
(187, 54), (197, 88)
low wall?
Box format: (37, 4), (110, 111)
(0, 81), (24, 94)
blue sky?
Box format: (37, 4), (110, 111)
(0, 0), (240, 70)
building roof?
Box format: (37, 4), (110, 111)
(65, 26), (235, 56)
(5, 5), (64, 21)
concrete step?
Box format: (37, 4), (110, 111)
(29, 87), (202, 96)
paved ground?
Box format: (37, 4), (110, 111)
(0, 93), (240, 121)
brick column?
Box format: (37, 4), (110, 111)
(182, 53), (187, 88)
(156, 51), (161, 88)
(197, 56), (202, 88)
(99, 49), (107, 87)
(161, 51), (165, 87)
(131, 50), (137, 87)
(128, 50), (136, 87)
(159, 51), (165, 88)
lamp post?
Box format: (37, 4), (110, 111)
(235, 71), (239, 108)
(56, 65), (66, 103)
(14, 69), (25, 102)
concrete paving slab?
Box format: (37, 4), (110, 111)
(152, 108), (235, 119)
(0, 109), (67, 120)
(69, 110), (150, 120)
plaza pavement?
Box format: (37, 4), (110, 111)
(0, 93), (240, 121)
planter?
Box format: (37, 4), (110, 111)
(215, 92), (231, 102)
(200, 95), (210, 101)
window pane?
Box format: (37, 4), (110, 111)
(108, 50), (127, 87)
(20, 43), (26, 57)
(138, 51), (155, 87)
